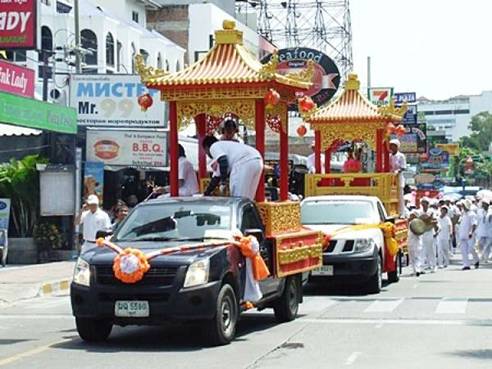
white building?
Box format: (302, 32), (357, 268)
(5, 0), (185, 104)
(418, 91), (492, 142)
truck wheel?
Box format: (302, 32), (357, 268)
(75, 317), (112, 342)
(388, 251), (401, 283)
(204, 284), (238, 346)
(273, 275), (300, 323)
(366, 253), (382, 294)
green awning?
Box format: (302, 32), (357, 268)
(0, 91), (77, 134)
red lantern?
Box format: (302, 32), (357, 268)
(264, 88), (280, 108)
(386, 122), (395, 135)
(298, 96), (316, 113)
(396, 125), (406, 137)
(137, 93), (153, 112)
(296, 124), (307, 137)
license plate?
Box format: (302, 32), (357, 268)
(312, 265), (334, 276)
(114, 301), (149, 317)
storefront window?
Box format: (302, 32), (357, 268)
(81, 29), (98, 71)
(38, 26), (53, 79)
(106, 32), (115, 68)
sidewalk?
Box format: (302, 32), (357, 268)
(0, 261), (75, 305)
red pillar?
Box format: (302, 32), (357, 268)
(169, 101), (179, 196)
(279, 110), (289, 201)
(196, 114), (207, 180)
(376, 129), (383, 173)
(324, 148), (331, 173)
(314, 130), (321, 174)
(255, 99), (266, 202)
(383, 139), (390, 172)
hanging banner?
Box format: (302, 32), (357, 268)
(261, 47), (340, 110)
(399, 122), (427, 154)
(0, 198), (11, 230)
(70, 74), (166, 128)
(402, 104), (418, 124)
(421, 147), (450, 172)
(86, 129), (167, 168)
(436, 143), (460, 156)
(368, 87), (393, 106)
(0, 0), (37, 49)
(0, 60), (35, 97)
(84, 162), (104, 203)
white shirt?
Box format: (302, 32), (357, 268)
(210, 141), (261, 168)
(487, 210), (492, 238)
(437, 215), (453, 240)
(178, 156), (199, 196)
(458, 211), (477, 240)
(306, 153), (325, 174)
(417, 207), (436, 235)
(390, 151), (406, 187)
(80, 208), (111, 242)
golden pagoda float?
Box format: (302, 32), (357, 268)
(135, 20), (323, 278)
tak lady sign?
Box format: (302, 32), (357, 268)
(0, 0), (37, 49)
(0, 60), (34, 97)
(262, 47), (340, 109)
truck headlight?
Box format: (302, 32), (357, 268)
(184, 259), (209, 288)
(354, 239), (375, 253)
(73, 257), (91, 287)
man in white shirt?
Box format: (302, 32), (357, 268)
(408, 210), (423, 276)
(202, 135), (263, 200)
(177, 144), (199, 196)
(306, 142), (324, 174)
(477, 200), (492, 263)
(458, 200), (479, 270)
(436, 206), (452, 268)
(389, 139), (407, 216)
(75, 195), (111, 254)
(417, 197), (437, 272)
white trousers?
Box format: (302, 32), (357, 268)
(479, 237), (492, 262)
(421, 231), (436, 270)
(460, 238), (479, 267)
(243, 236), (263, 302)
(437, 237), (450, 267)
(408, 239), (422, 274)
(230, 159), (263, 200)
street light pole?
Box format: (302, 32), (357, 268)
(74, 0), (81, 74)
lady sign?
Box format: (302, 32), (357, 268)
(0, 0), (37, 49)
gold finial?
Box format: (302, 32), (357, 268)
(134, 54), (168, 83)
(378, 99), (408, 120)
(345, 73), (360, 90)
(259, 51), (279, 79)
(215, 20), (243, 45)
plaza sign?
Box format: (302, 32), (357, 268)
(0, 91), (77, 134)
(394, 92), (416, 105)
(0, 0), (37, 49)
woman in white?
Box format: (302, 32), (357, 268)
(436, 206), (452, 268)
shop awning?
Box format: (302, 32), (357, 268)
(0, 123), (42, 136)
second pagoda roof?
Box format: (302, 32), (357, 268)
(136, 20), (313, 90)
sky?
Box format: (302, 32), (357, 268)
(350, 0), (492, 100)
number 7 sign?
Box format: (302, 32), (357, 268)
(368, 87), (393, 106)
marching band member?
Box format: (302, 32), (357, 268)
(417, 197), (437, 272)
(477, 199), (492, 263)
(389, 139), (407, 216)
(458, 200), (479, 270)
(436, 205), (452, 268)
(408, 210), (423, 276)
(202, 135), (263, 200)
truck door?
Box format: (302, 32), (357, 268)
(239, 203), (280, 295)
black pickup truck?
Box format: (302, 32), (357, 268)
(71, 197), (303, 345)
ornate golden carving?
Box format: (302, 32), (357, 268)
(378, 99), (407, 120)
(277, 244), (323, 265)
(176, 100), (256, 129)
(259, 51), (279, 80)
(161, 87), (266, 102)
(257, 202), (301, 236)
(135, 54), (168, 83)
(314, 122), (384, 151)
(215, 20), (243, 45)
(285, 59), (315, 85)
(345, 73), (360, 90)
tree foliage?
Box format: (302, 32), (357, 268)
(460, 111), (492, 152)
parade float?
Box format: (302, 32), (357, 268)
(135, 20), (323, 280)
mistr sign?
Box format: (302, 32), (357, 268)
(0, 0), (37, 49)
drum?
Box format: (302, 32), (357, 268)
(409, 218), (426, 236)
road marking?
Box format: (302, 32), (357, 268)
(0, 339), (69, 367)
(0, 315), (72, 320)
(299, 318), (486, 326)
(435, 298), (468, 314)
(364, 298), (403, 313)
(344, 352), (361, 365)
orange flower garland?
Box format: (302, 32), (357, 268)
(113, 248), (150, 284)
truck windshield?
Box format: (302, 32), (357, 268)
(301, 200), (375, 225)
(113, 203), (232, 244)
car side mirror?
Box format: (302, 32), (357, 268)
(96, 229), (113, 240)
(244, 228), (264, 243)
(385, 216), (396, 224)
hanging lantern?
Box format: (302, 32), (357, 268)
(137, 93), (153, 112)
(296, 124), (307, 137)
(264, 88), (280, 108)
(395, 125), (406, 137)
(386, 122), (396, 135)
(298, 96), (316, 113)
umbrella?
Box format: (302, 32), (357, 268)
(476, 189), (492, 200)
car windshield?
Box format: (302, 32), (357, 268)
(301, 200), (376, 225)
(113, 202), (233, 245)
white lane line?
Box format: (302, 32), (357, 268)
(344, 352), (361, 366)
(299, 318), (473, 326)
(435, 298), (468, 314)
(0, 338), (71, 367)
(364, 298), (403, 313)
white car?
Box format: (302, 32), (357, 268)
(301, 195), (400, 293)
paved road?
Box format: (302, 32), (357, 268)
(1, 258), (492, 369)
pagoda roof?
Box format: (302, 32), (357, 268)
(136, 20), (313, 90)
(308, 74), (406, 123)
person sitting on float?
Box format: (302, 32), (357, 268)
(343, 145), (362, 173)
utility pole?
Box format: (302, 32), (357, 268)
(42, 51), (49, 101)
(74, 0), (81, 74)
(367, 56), (371, 90)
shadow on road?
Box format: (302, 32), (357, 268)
(303, 280), (390, 296)
(0, 339), (35, 345)
(447, 349), (492, 360)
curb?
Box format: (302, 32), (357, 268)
(38, 279), (72, 297)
